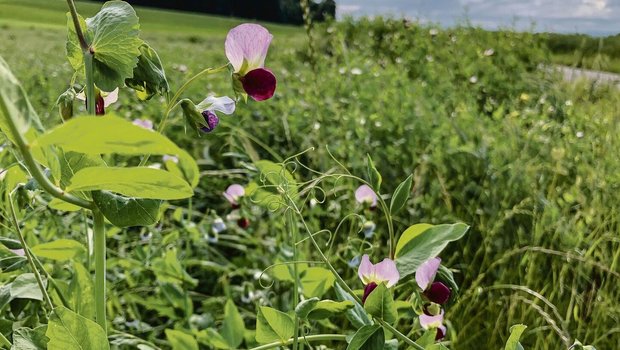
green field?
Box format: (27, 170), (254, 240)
(0, 1), (619, 350)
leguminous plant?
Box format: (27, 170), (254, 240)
(0, 1), (614, 350)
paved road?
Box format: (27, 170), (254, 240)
(554, 65), (620, 86)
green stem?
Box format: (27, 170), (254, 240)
(8, 195), (54, 310)
(137, 64), (229, 167)
(286, 210), (300, 350)
(31, 252), (71, 309)
(0, 94), (93, 210)
(66, 0), (89, 51)
(84, 52), (96, 115)
(285, 196), (424, 350)
(93, 210), (107, 333)
(0, 331), (11, 348)
(248, 334), (347, 350)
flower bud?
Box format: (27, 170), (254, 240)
(200, 110), (219, 133)
(56, 89), (75, 121)
(237, 217), (250, 229)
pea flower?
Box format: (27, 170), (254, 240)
(355, 185), (377, 208)
(416, 257), (451, 305)
(419, 311), (447, 340)
(180, 95), (235, 133)
(223, 184), (245, 208)
(362, 220), (376, 239)
(212, 217), (227, 234)
(226, 23), (276, 101)
(358, 254), (400, 303)
(77, 87), (118, 115)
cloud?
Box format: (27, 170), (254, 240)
(335, 0), (620, 35)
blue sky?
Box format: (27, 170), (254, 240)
(335, 0), (620, 36)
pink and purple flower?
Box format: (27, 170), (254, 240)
(225, 24), (276, 101)
(358, 254), (400, 303)
(416, 257), (451, 305)
(355, 185), (378, 208)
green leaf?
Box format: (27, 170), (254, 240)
(425, 344), (449, 350)
(33, 115), (199, 188)
(68, 263), (95, 320)
(165, 329), (198, 350)
(199, 329), (230, 349)
(394, 223), (434, 257)
(65, 13), (88, 72)
(10, 273), (44, 301)
(300, 267), (335, 298)
(363, 283), (398, 323)
(31, 239), (85, 261)
(221, 299), (245, 348)
(346, 324), (384, 350)
(66, 167), (192, 200)
(295, 298), (354, 320)
(125, 42), (169, 100)
(255, 306), (294, 344)
(67, 1), (143, 91)
(389, 174), (413, 214)
(0, 245), (27, 273)
(46, 306), (109, 350)
(504, 324), (527, 350)
(93, 191), (161, 227)
(334, 283), (373, 329)
(151, 248), (198, 287)
(417, 329), (437, 348)
(11, 326), (48, 350)
(58, 151), (106, 190)
(395, 223), (470, 278)
(366, 154), (382, 190)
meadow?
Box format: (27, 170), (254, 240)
(0, 1), (619, 349)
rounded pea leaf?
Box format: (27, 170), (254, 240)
(66, 167), (193, 200)
(221, 299), (245, 348)
(256, 306), (294, 344)
(92, 190), (162, 228)
(31, 239), (86, 261)
(33, 115), (199, 188)
(295, 298), (355, 320)
(46, 306), (110, 350)
(67, 1), (143, 91)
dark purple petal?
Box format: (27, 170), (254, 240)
(237, 217), (250, 229)
(436, 325), (447, 340)
(362, 282), (378, 304)
(241, 68), (276, 101)
(200, 110), (220, 133)
(424, 282), (451, 305)
(95, 94), (105, 115)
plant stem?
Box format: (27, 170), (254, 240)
(248, 334), (347, 350)
(93, 210), (107, 333)
(66, 0), (89, 51)
(8, 195), (54, 310)
(286, 209), (300, 350)
(285, 195), (424, 350)
(137, 65), (229, 167)
(0, 332), (11, 348)
(0, 95), (93, 210)
(84, 52), (96, 115)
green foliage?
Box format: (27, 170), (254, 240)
(346, 324), (384, 350)
(255, 306), (295, 344)
(363, 283), (398, 323)
(31, 239), (85, 261)
(395, 223), (470, 277)
(504, 324), (527, 350)
(11, 325), (48, 350)
(92, 191), (162, 227)
(66, 1), (143, 91)
(125, 42), (170, 100)
(389, 174), (412, 214)
(334, 283), (373, 329)
(46, 306), (109, 350)
(295, 297), (354, 320)
(165, 329), (198, 350)
(220, 299), (245, 348)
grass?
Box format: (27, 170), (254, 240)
(0, 2), (619, 350)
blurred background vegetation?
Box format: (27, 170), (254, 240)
(0, 1), (618, 349)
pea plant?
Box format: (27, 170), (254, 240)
(0, 1), (549, 349)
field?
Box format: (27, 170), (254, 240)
(0, 1), (619, 350)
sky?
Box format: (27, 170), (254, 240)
(335, 0), (620, 36)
